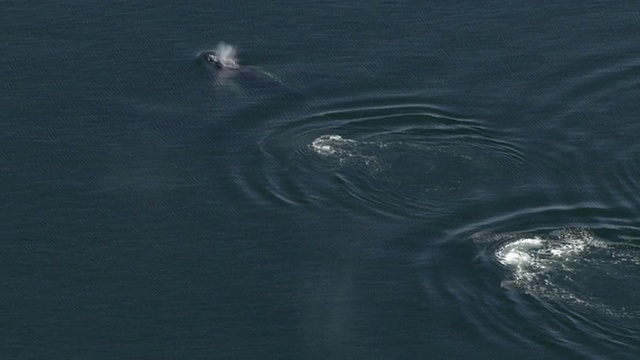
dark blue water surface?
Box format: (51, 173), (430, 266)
(3, 1), (640, 358)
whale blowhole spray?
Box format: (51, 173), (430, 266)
(204, 42), (240, 69)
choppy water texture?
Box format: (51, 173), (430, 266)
(3, 1), (640, 358)
(476, 228), (640, 318)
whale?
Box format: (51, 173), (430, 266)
(202, 51), (240, 70)
(200, 47), (303, 101)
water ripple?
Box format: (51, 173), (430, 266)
(412, 227), (640, 358)
(518, 51), (640, 221)
(236, 95), (525, 219)
(607, 143), (640, 217)
(473, 228), (640, 319)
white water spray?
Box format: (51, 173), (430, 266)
(476, 228), (640, 317)
(214, 42), (240, 69)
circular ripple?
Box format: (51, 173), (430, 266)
(523, 54), (640, 194)
(606, 143), (640, 219)
(242, 95), (525, 219)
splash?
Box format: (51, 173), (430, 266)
(310, 135), (357, 156)
(309, 134), (384, 171)
(213, 42), (240, 69)
(477, 228), (640, 317)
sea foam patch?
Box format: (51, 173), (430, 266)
(310, 135), (356, 156)
(476, 228), (640, 318)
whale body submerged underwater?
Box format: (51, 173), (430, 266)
(200, 43), (302, 100)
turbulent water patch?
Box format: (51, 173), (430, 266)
(310, 134), (356, 157)
(475, 228), (640, 318)
(254, 95), (525, 219)
(309, 134), (383, 170)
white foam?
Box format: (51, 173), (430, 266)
(214, 42), (240, 69)
(491, 228), (640, 317)
(309, 134), (385, 174)
(310, 135), (356, 156)
(495, 237), (544, 267)
(501, 249), (532, 265)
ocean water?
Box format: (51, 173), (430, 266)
(3, 1), (640, 358)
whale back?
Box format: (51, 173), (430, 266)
(211, 65), (304, 102)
